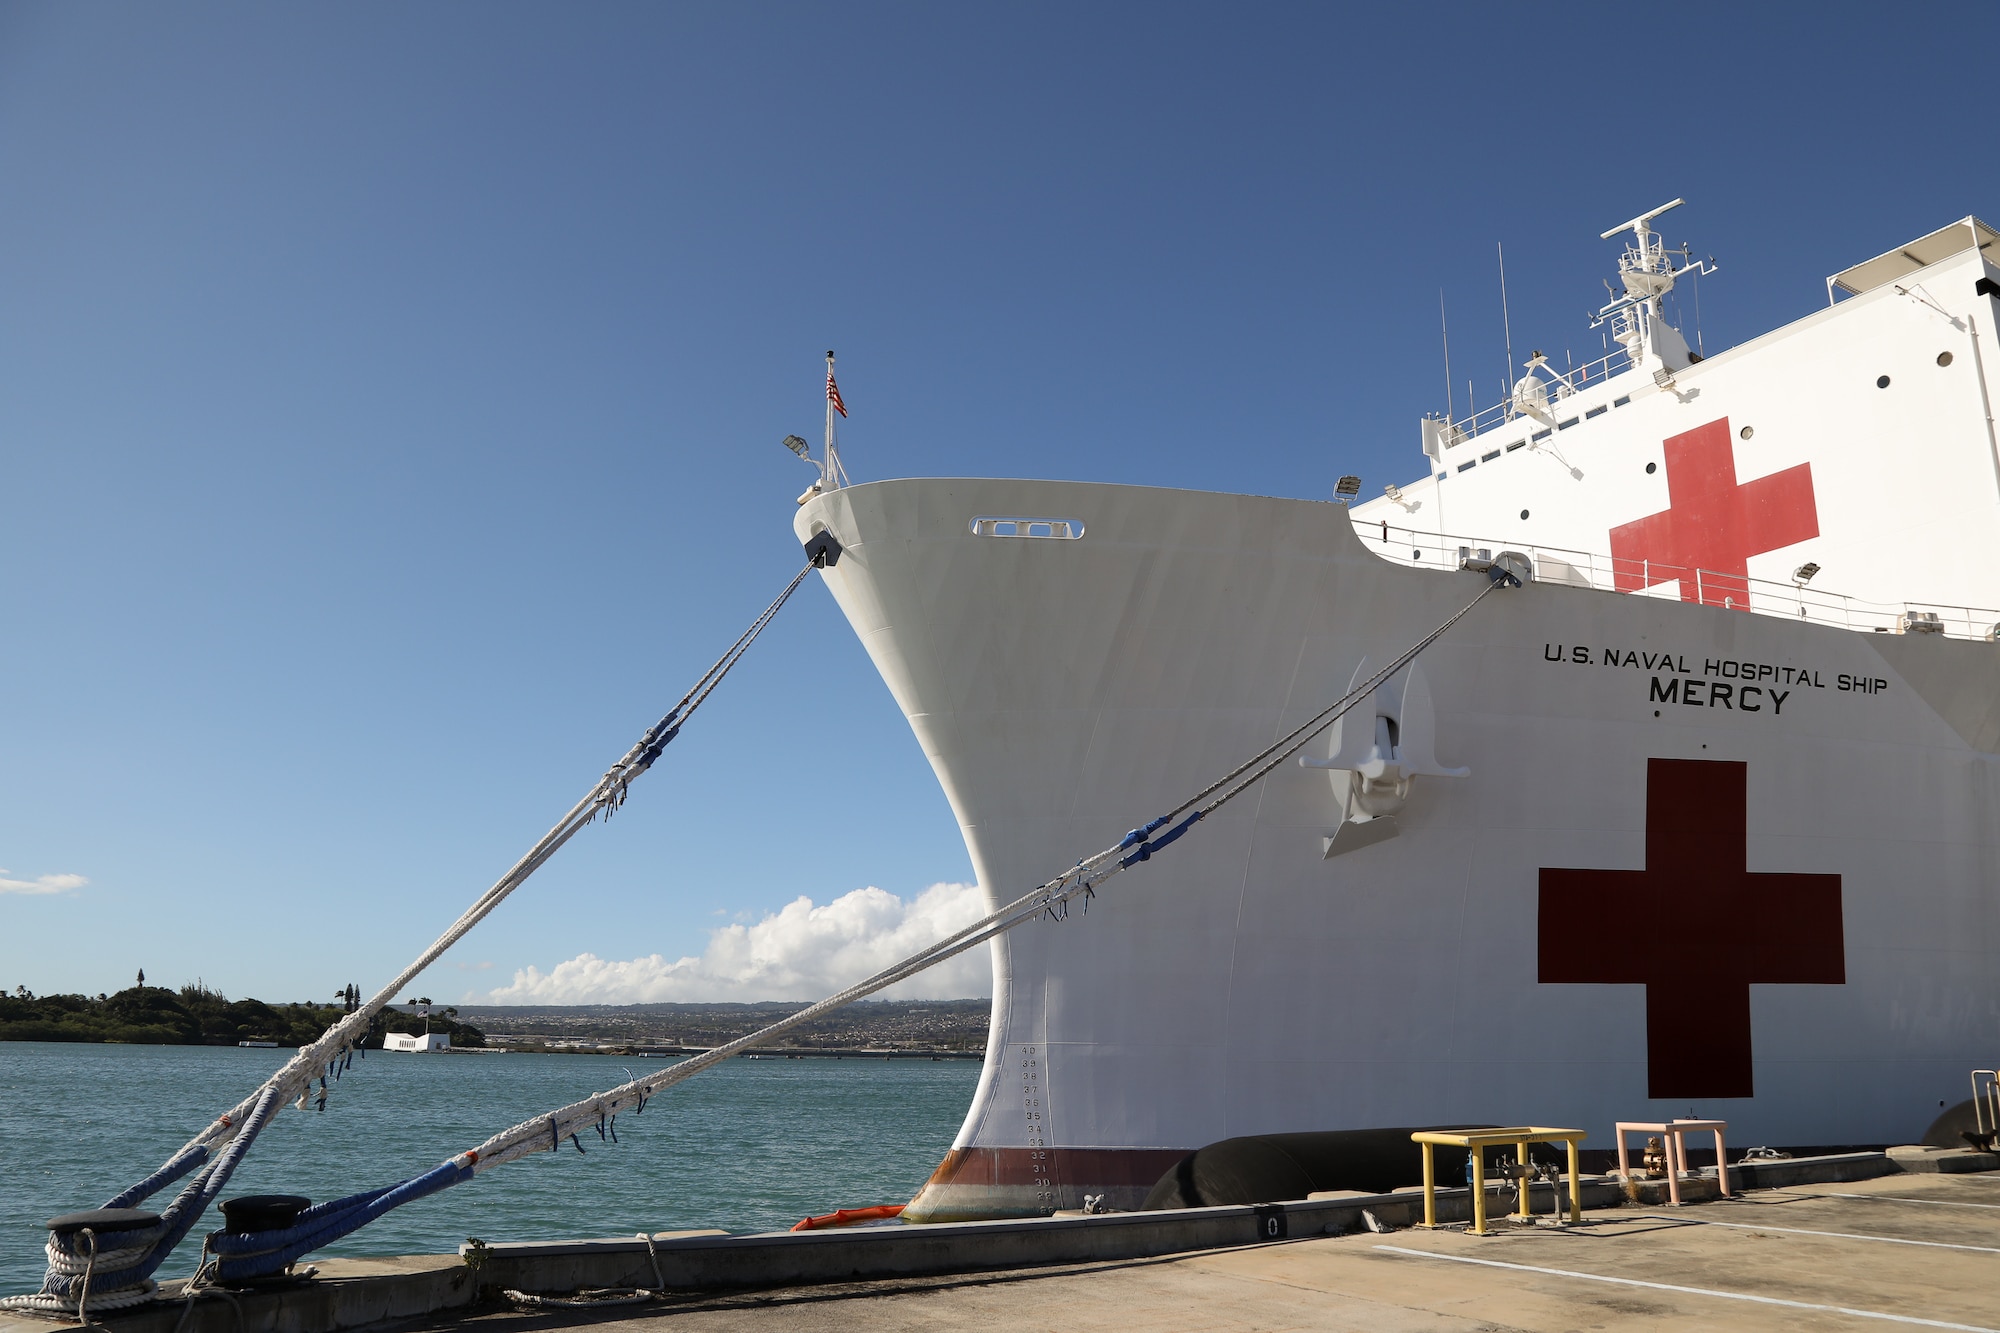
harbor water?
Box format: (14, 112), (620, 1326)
(0, 1042), (978, 1296)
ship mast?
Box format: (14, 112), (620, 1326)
(1591, 198), (1715, 376)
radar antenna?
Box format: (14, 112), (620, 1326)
(1590, 198), (1717, 375)
(1600, 197), (1686, 248)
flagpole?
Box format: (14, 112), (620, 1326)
(824, 350), (844, 489)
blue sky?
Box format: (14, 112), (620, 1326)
(3, 2), (1993, 1005)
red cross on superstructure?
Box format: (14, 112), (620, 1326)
(1538, 759), (1844, 1099)
(1609, 418), (1818, 609)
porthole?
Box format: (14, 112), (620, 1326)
(1411, 548), (1421, 559)
(1877, 374), (1891, 388)
(1520, 509), (1530, 520)
(1739, 426), (1754, 440)
(1646, 462), (1658, 474)
(1939, 351), (1955, 367)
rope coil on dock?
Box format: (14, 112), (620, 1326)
(497, 1232), (670, 1309)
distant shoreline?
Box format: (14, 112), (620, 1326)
(496, 1044), (985, 1059)
(0, 984), (486, 1048)
(2, 992), (990, 1054)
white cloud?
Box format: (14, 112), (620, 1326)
(0, 869), (87, 896)
(481, 882), (992, 1004)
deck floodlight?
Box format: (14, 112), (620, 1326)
(1334, 474), (1362, 500)
(782, 434), (812, 459)
(1793, 562), (1821, 585)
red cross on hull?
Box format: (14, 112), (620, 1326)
(1538, 759), (1844, 1100)
(1610, 418), (1818, 609)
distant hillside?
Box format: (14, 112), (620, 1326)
(457, 998), (990, 1051)
(0, 985), (485, 1048)
(0, 991), (988, 1052)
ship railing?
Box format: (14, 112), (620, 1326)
(1357, 520), (2000, 642)
(1436, 347), (1639, 443)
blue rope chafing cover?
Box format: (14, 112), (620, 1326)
(102, 1143), (210, 1210)
(209, 1160), (472, 1281)
(1119, 815), (1171, 850)
(1118, 810), (1203, 868)
(635, 723), (681, 770)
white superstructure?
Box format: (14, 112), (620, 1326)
(796, 206), (2000, 1220)
(1391, 207), (2000, 630)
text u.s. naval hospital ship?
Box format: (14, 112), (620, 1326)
(795, 202), (2000, 1221)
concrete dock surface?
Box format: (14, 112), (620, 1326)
(414, 1170), (2000, 1332)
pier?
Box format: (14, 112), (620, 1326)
(14, 1148), (1999, 1333)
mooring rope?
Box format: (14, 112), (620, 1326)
(187, 564), (1518, 1282)
(4, 563), (817, 1315)
(5, 1084), (284, 1316)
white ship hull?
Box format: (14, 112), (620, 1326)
(797, 476), (1999, 1218)
(790, 211), (2000, 1220)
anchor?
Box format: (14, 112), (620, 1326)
(1300, 657), (1468, 858)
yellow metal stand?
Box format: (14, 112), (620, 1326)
(1410, 1127), (1586, 1235)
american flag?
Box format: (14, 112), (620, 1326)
(826, 370), (848, 418)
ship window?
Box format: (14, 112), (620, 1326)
(1505, 441), (1525, 452)
(1939, 351), (1955, 367)
(1412, 548), (1422, 559)
(1520, 509), (1530, 520)
(1586, 405), (1607, 420)
(1482, 450), (1500, 463)
(1457, 460), (1477, 473)
(969, 516), (1086, 539)
(1740, 425), (1755, 440)
(1877, 375), (1892, 388)
(1557, 417), (1579, 430)
(1613, 395), (1631, 407)
(1646, 462), (1658, 474)
(1532, 429), (1552, 442)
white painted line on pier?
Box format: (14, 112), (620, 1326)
(1666, 1218), (2000, 1254)
(1815, 1192), (2000, 1211)
(1373, 1245), (2000, 1332)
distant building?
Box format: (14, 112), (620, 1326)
(383, 1031), (451, 1053)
